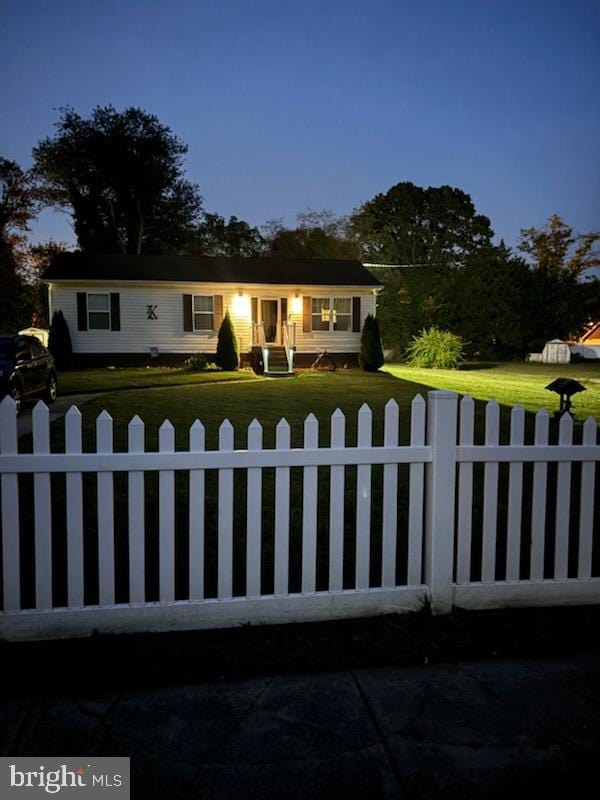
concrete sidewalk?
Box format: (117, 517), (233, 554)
(2, 653), (599, 799)
(17, 392), (105, 437)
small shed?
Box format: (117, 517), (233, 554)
(542, 339), (571, 364)
(18, 326), (49, 347)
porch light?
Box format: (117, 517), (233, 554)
(291, 292), (302, 314)
(232, 291), (250, 317)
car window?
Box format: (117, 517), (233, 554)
(29, 338), (46, 357)
(16, 345), (31, 362)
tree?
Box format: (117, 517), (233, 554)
(0, 157), (39, 332)
(518, 214), (600, 276)
(266, 209), (360, 259)
(48, 310), (72, 370)
(189, 213), (264, 256)
(33, 106), (203, 255)
(350, 181), (493, 265)
(359, 314), (385, 371)
(215, 311), (239, 370)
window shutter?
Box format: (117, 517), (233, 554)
(110, 293), (121, 331)
(352, 297), (361, 333)
(213, 295), (224, 331)
(251, 297), (258, 324)
(281, 297), (288, 322)
(77, 293), (88, 331)
(303, 296), (312, 332)
(183, 294), (193, 332)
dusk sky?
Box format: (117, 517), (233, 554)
(1, 0), (599, 251)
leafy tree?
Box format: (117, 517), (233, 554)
(33, 106), (203, 255)
(0, 157), (39, 332)
(48, 310), (72, 370)
(359, 314), (384, 371)
(215, 311), (239, 370)
(350, 182), (493, 266)
(518, 214), (600, 276)
(266, 209), (360, 259)
(189, 213), (264, 256)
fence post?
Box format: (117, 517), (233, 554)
(425, 391), (458, 614)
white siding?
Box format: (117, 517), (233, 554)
(48, 282), (378, 355)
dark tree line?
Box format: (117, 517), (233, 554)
(3, 104), (598, 358)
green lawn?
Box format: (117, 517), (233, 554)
(16, 367), (597, 609)
(57, 366), (256, 394)
(385, 362), (600, 420)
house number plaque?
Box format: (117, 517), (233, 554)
(146, 305), (158, 320)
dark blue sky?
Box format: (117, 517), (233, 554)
(1, 0), (599, 250)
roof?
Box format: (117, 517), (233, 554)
(43, 253), (382, 287)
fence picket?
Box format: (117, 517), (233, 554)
(65, 406), (84, 607)
(302, 414), (319, 594)
(158, 421), (175, 602)
(382, 400), (399, 588)
(246, 420), (262, 598)
(218, 420), (234, 599)
(577, 417), (597, 580)
(554, 414), (573, 580)
(407, 394), (426, 586)
(0, 396), (20, 611)
(482, 401), (500, 583)
(456, 396), (474, 584)
(329, 409), (345, 591)
(33, 402), (52, 609)
(356, 404), (372, 590)
(530, 409), (549, 580)
(274, 419), (291, 596)
(506, 404), (525, 581)
(96, 410), (115, 605)
(189, 420), (205, 600)
(127, 415), (145, 604)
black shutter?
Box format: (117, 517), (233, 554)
(303, 296), (312, 332)
(251, 297), (258, 323)
(110, 293), (121, 331)
(281, 297), (288, 322)
(183, 295), (193, 331)
(352, 297), (361, 332)
(76, 293), (88, 331)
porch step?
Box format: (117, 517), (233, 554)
(265, 346), (294, 376)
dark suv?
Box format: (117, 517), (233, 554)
(0, 335), (58, 414)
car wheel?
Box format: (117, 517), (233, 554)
(45, 374), (58, 404)
(9, 384), (22, 415)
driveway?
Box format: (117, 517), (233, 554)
(17, 393), (105, 438)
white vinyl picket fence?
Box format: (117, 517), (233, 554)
(0, 390), (598, 641)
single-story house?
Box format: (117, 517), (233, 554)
(43, 254), (382, 373)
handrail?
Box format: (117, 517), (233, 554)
(252, 321), (266, 348)
(282, 322), (296, 372)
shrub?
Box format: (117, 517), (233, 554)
(215, 311), (239, 371)
(184, 352), (208, 371)
(406, 326), (464, 369)
(47, 310), (72, 371)
(359, 314), (384, 372)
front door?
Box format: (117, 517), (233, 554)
(261, 300), (278, 343)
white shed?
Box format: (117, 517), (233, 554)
(542, 339), (571, 364)
(18, 326), (49, 347)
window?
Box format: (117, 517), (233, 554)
(88, 294), (110, 330)
(333, 298), (352, 331)
(312, 297), (352, 332)
(193, 295), (214, 330)
(311, 298), (330, 331)
(28, 338), (46, 357)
